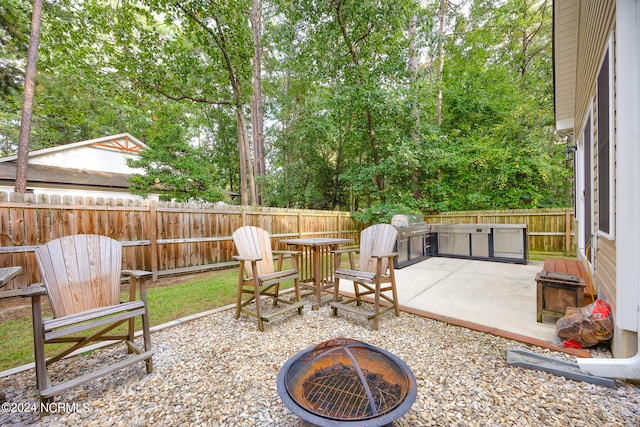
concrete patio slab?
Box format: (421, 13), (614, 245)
(338, 256), (558, 343)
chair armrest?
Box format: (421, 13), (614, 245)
(233, 255), (262, 262)
(122, 270), (152, 280)
(273, 250), (302, 271)
(122, 270), (151, 303)
(21, 283), (47, 298)
(372, 252), (399, 259)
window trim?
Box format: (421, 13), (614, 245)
(577, 100), (594, 265)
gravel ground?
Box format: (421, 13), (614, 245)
(1, 296), (639, 427)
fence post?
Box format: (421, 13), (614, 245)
(297, 211), (303, 237)
(149, 201), (158, 281)
(565, 210), (571, 255)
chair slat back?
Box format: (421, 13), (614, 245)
(35, 234), (122, 318)
(232, 226), (275, 277)
(359, 224), (398, 274)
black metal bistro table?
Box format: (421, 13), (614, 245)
(280, 238), (353, 310)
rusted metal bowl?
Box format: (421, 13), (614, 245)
(277, 338), (417, 426)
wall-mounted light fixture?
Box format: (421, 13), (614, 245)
(564, 136), (577, 162)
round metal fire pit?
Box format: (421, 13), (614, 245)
(277, 338), (417, 426)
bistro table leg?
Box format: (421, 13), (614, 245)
(280, 238), (354, 310)
(312, 247), (321, 310)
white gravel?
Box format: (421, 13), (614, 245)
(1, 296), (639, 426)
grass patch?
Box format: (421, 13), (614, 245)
(146, 269), (238, 322)
(0, 267), (241, 371)
(528, 252), (576, 262)
(0, 257), (345, 371)
(0, 317), (36, 370)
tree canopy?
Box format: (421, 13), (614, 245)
(1, 0), (570, 212)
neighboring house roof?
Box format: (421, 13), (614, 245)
(0, 133), (147, 194)
(0, 162), (132, 191)
(553, 0), (579, 131)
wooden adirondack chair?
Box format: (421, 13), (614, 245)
(330, 224), (400, 330)
(23, 234), (153, 401)
(232, 226), (304, 331)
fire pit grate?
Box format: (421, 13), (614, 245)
(277, 338), (417, 426)
(302, 363), (402, 420)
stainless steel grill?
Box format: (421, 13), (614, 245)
(391, 214), (433, 268)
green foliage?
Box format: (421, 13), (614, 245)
(419, 0), (568, 211)
(127, 105), (227, 202)
(2, 0), (571, 211)
(352, 202), (423, 226)
(0, 0), (29, 97)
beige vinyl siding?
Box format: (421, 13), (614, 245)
(573, 1), (617, 308)
(595, 237), (616, 312)
(574, 2), (615, 124)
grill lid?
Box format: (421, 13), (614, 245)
(280, 338), (416, 423)
(391, 214), (424, 228)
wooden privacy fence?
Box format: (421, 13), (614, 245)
(424, 208), (576, 255)
(0, 192), (361, 293)
(0, 191), (575, 294)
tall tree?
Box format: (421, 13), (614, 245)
(14, 0), (42, 193)
(250, 0), (265, 205)
(169, 1), (257, 205)
(0, 0), (30, 156)
(435, 0), (447, 126)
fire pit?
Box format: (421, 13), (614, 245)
(277, 338), (417, 426)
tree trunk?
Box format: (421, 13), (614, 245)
(250, 0), (265, 205)
(236, 107), (249, 206)
(178, 5), (257, 205)
(435, 0), (447, 127)
(236, 108), (256, 205)
(409, 14), (422, 200)
(333, 0), (384, 196)
(14, 0), (43, 194)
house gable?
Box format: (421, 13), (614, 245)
(0, 133), (157, 200)
(0, 133), (147, 175)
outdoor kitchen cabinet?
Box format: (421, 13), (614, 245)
(432, 224), (527, 264)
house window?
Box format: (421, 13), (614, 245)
(596, 46), (612, 236)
